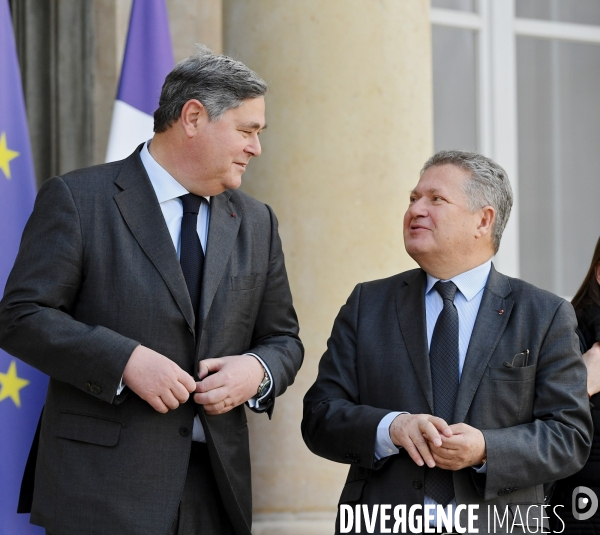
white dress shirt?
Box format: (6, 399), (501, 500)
(374, 260), (492, 522)
(118, 141), (272, 442)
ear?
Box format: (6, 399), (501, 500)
(594, 262), (600, 286)
(475, 205), (495, 239)
(179, 99), (209, 137)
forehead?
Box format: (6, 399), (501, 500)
(227, 96), (266, 123)
(413, 164), (470, 195)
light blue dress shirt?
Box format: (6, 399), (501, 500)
(122, 141), (273, 442)
(374, 260), (492, 520)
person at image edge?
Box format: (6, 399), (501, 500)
(302, 150), (592, 534)
(0, 45), (303, 535)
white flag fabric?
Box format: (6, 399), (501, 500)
(105, 0), (174, 162)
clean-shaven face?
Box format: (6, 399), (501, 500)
(192, 96), (266, 195)
(403, 164), (484, 268)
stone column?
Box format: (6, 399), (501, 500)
(223, 1), (433, 533)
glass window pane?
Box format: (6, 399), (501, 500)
(432, 26), (478, 153)
(517, 36), (600, 297)
(516, 0), (600, 27)
(431, 0), (475, 13)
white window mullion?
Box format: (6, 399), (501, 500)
(488, 0), (519, 278)
(430, 8), (482, 31)
(549, 0), (563, 294)
(477, 0), (492, 156)
(515, 18), (600, 45)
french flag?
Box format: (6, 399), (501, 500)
(105, 0), (174, 162)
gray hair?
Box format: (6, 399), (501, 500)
(421, 150), (513, 253)
(154, 44), (267, 132)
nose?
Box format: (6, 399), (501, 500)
(407, 196), (427, 219)
(245, 133), (262, 157)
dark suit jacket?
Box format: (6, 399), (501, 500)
(0, 147), (303, 535)
(302, 266), (592, 534)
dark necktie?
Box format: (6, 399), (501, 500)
(179, 194), (205, 326)
(425, 280), (459, 507)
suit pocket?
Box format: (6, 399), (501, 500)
(481, 365), (536, 425)
(489, 364), (536, 382)
(339, 479), (367, 504)
(230, 274), (259, 291)
(57, 411), (121, 447)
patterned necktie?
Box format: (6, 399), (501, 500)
(425, 280), (459, 507)
(179, 194), (205, 327)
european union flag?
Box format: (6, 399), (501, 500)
(0, 1), (48, 533)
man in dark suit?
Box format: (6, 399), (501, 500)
(302, 150), (592, 534)
(0, 45), (303, 535)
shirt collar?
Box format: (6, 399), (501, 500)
(425, 260), (492, 302)
(140, 140), (210, 204)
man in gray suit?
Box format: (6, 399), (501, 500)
(0, 46), (303, 535)
(302, 150), (592, 534)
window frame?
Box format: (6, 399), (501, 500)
(431, 1), (600, 280)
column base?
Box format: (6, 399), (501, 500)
(252, 512), (336, 535)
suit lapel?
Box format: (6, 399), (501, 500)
(396, 270), (434, 412)
(113, 149), (195, 333)
(199, 191), (241, 331)
(454, 265), (514, 423)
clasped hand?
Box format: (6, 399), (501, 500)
(194, 355), (265, 415)
(122, 345), (264, 415)
(389, 414), (486, 471)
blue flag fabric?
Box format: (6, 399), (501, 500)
(105, 0), (173, 162)
(117, 0), (174, 116)
(0, 1), (48, 533)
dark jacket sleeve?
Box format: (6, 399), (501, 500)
(302, 284), (393, 469)
(246, 204), (304, 415)
(0, 177), (139, 404)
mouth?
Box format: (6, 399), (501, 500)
(409, 223), (430, 231)
(234, 162), (248, 170)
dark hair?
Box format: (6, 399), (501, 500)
(154, 44), (267, 133)
(572, 236), (600, 318)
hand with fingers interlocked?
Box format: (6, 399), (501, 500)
(389, 414), (486, 470)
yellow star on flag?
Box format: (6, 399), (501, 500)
(0, 131), (20, 180)
(0, 360), (30, 408)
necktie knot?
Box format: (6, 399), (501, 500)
(434, 280), (458, 302)
(180, 193), (203, 215)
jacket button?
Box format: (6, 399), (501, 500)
(85, 382), (102, 395)
(498, 489), (506, 496)
(179, 426), (190, 437)
(412, 480), (423, 490)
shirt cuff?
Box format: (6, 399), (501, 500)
(374, 411), (403, 461)
(116, 377), (126, 395)
(245, 353), (273, 409)
(472, 461), (487, 473)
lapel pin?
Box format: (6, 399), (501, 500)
(231, 213), (236, 217)
(498, 309), (504, 315)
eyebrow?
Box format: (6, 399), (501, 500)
(240, 122), (267, 132)
(410, 188), (444, 196)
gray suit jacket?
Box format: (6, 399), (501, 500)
(0, 147), (303, 535)
(302, 267), (592, 534)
